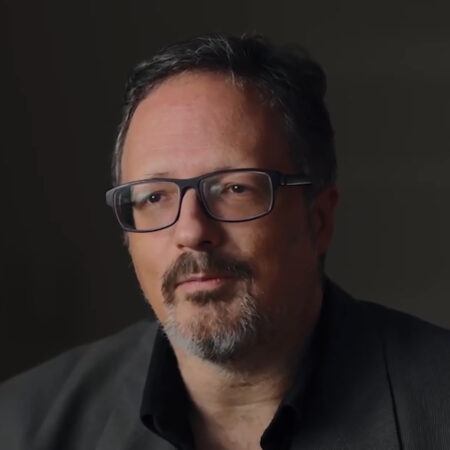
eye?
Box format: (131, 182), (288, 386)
(227, 184), (247, 194)
(133, 190), (166, 208)
(146, 191), (163, 203)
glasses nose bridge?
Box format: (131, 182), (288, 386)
(178, 177), (207, 212)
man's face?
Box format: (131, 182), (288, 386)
(121, 71), (337, 362)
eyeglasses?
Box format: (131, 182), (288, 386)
(106, 168), (311, 232)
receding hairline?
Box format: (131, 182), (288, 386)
(116, 68), (300, 185)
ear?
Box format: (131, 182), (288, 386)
(310, 185), (339, 256)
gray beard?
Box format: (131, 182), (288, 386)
(161, 293), (263, 364)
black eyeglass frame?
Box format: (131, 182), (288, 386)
(105, 168), (312, 233)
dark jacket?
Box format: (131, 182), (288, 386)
(0, 282), (449, 449)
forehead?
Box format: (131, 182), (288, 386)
(121, 71), (293, 182)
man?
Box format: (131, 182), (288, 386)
(1, 33), (449, 450)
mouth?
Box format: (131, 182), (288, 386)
(175, 273), (235, 292)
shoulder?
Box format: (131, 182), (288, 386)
(352, 290), (450, 366)
(0, 319), (158, 398)
(357, 295), (450, 397)
(330, 282), (450, 445)
(0, 320), (158, 449)
(328, 280), (450, 362)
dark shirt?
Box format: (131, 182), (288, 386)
(140, 325), (318, 450)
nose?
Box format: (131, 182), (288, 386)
(172, 188), (223, 251)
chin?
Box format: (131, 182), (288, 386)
(161, 293), (264, 363)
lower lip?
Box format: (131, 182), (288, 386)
(177, 277), (232, 293)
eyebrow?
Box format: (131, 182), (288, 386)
(143, 166), (234, 179)
(143, 171), (170, 178)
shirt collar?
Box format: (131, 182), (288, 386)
(140, 329), (193, 448)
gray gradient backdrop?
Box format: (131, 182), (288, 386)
(1, 0), (449, 382)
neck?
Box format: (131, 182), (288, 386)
(173, 288), (322, 429)
(176, 346), (299, 412)
(167, 282), (323, 449)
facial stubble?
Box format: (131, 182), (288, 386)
(160, 252), (267, 363)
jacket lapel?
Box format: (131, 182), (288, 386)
(291, 283), (401, 449)
(94, 324), (177, 450)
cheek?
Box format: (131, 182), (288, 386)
(128, 235), (169, 315)
(240, 210), (317, 294)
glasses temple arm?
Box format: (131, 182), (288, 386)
(281, 174), (312, 186)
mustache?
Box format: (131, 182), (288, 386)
(161, 251), (253, 304)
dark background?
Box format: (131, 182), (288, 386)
(2, 0), (450, 382)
